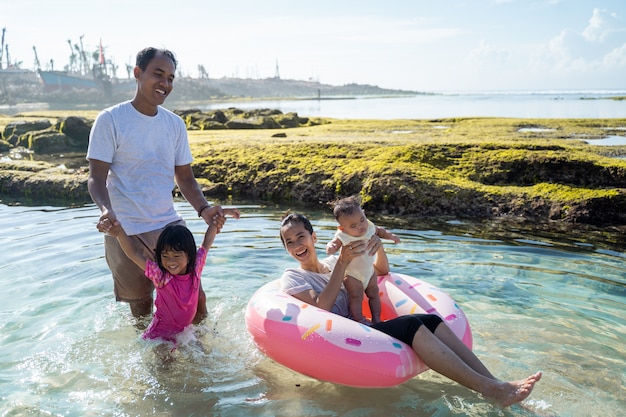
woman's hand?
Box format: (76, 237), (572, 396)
(338, 237), (373, 264)
(366, 233), (382, 256)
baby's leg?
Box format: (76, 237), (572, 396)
(343, 275), (365, 322)
(364, 274), (381, 323)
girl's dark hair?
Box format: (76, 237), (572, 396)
(155, 225), (196, 275)
(280, 212), (314, 246)
(332, 195), (362, 220)
(136, 47), (178, 71)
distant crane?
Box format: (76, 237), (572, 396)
(198, 64), (209, 79)
(32, 45), (41, 70)
(0, 27), (5, 69)
(0, 28), (22, 69)
(4, 44), (10, 68)
(274, 59), (280, 79)
(67, 39), (78, 73)
(79, 34), (88, 75)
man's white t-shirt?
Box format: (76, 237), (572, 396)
(87, 101), (193, 235)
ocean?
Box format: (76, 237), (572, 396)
(192, 90), (626, 120)
(0, 203), (624, 417)
(3, 90), (625, 120)
(1, 90), (625, 416)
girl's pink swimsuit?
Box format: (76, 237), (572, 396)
(142, 247), (207, 342)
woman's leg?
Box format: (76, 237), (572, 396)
(433, 321), (495, 379)
(411, 325), (541, 407)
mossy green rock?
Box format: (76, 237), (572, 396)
(2, 113), (626, 229)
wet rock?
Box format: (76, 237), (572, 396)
(23, 130), (75, 154)
(56, 116), (93, 145)
(225, 115), (282, 129)
(3, 119), (52, 139)
(173, 108), (319, 130)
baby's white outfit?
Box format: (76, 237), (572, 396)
(334, 220), (376, 285)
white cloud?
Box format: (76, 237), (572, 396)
(466, 40), (513, 68)
(604, 43), (626, 67)
(531, 7), (626, 74)
(582, 8), (623, 42)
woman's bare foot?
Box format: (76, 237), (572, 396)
(487, 371), (542, 407)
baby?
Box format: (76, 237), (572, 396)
(326, 196), (400, 323)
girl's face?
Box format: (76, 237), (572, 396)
(160, 248), (190, 276)
(338, 208), (369, 238)
(281, 221), (317, 265)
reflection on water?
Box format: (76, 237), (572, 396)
(193, 92), (626, 119)
(585, 135), (626, 146)
(0, 201), (624, 417)
(4, 92), (623, 119)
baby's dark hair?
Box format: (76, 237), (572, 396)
(155, 225), (196, 275)
(136, 47), (178, 71)
(279, 212), (314, 246)
(332, 195), (362, 220)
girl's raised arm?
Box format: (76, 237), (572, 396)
(117, 228), (149, 271)
(201, 208), (240, 251)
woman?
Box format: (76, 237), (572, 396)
(279, 213), (541, 407)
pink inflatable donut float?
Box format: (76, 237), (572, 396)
(245, 272), (473, 388)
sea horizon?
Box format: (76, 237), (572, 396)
(1, 88), (625, 119)
(192, 89), (626, 120)
(430, 88), (626, 96)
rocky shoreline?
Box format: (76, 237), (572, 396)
(2, 110), (626, 239)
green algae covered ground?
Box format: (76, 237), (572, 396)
(184, 117), (626, 226)
(2, 112), (626, 230)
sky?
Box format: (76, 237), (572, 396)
(1, 0), (625, 93)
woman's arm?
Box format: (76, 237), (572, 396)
(290, 244), (361, 312)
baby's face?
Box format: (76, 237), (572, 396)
(338, 209), (369, 238)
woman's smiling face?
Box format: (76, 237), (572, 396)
(280, 221), (317, 264)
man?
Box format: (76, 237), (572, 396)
(87, 47), (235, 320)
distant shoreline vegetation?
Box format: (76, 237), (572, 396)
(1, 112), (626, 241)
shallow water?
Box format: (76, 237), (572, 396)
(3, 90), (625, 120)
(194, 92), (626, 120)
(0, 201), (624, 417)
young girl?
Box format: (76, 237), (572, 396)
(326, 196), (400, 323)
(116, 209), (239, 343)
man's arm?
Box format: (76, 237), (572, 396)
(88, 159), (121, 235)
(175, 164), (241, 228)
(174, 164), (225, 225)
(174, 164), (209, 213)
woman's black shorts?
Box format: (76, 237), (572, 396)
(372, 314), (443, 346)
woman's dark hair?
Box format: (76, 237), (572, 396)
(136, 47), (178, 71)
(280, 212), (314, 246)
(155, 225), (196, 275)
